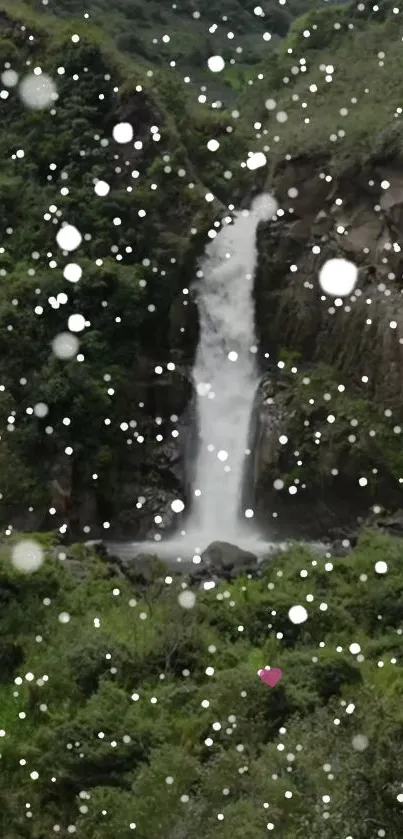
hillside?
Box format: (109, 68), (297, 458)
(24, 0), (344, 91)
(0, 0), (252, 537)
(245, 0), (403, 537)
(0, 0), (401, 540)
(1, 0), (403, 835)
(242, 1), (403, 166)
(0, 530), (402, 837)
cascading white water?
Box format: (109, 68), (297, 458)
(107, 193), (279, 562)
(184, 192), (278, 545)
(106, 191), (326, 562)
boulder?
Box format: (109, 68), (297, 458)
(201, 541), (258, 578)
(375, 510), (403, 536)
(112, 552), (169, 586)
(111, 486), (180, 540)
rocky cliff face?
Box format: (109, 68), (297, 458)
(257, 157), (403, 401)
(250, 155), (403, 538)
(138, 152), (403, 542)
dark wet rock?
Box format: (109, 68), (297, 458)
(373, 510), (403, 536)
(245, 375), (290, 503)
(49, 457), (72, 518)
(242, 156), (403, 539)
(112, 553), (169, 586)
(158, 439), (183, 484)
(256, 158), (403, 406)
(327, 525), (359, 549)
(201, 541), (258, 578)
(71, 491), (99, 538)
(329, 540), (353, 558)
(111, 487), (179, 541)
(188, 564), (214, 585)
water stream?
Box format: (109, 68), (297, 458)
(183, 193), (278, 545)
(107, 194), (283, 563)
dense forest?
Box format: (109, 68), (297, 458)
(0, 0), (403, 834)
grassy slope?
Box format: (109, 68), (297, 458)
(240, 3), (403, 173)
(19, 0), (347, 93)
(22, 0), (270, 71)
(0, 530), (402, 836)
(0, 0), (251, 202)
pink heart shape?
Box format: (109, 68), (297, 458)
(258, 667), (282, 687)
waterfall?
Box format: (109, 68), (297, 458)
(105, 191), (308, 561)
(184, 193), (278, 545)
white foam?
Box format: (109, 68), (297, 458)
(105, 535), (327, 566)
(106, 535), (284, 565)
(184, 194), (278, 544)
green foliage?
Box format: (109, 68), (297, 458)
(0, 531), (401, 834)
(0, 1), (219, 530)
(283, 4), (353, 53)
(274, 361), (403, 497)
(241, 3), (403, 169)
(0, 4), (401, 832)
(24, 0), (271, 75)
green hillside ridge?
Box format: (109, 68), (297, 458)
(0, 529), (402, 836)
(24, 0), (342, 81)
(242, 2), (403, 171)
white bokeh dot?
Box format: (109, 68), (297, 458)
(207, 55), (225, 72)
(375, 560), (388, 574)
(352, 734), (369, 751)
(19, 73), (57, 109)
(11, 539), (43, 573)
(112, 122), (133, 143)
(171, 499), (185, 514)
(2, 69), (19, 87)
(52, 332), (79, 360)
(33, 402), (49, 418)
(56, 225), (82, 252)
(246, 152), (267, 170)
(319, 258), (358, 296)
(63, 263), (82, 283)
(288, 605), (308, 624)
(68, 314), (86, 333)
(94, 180), (110, 196)
(178, 590), (196, 609)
